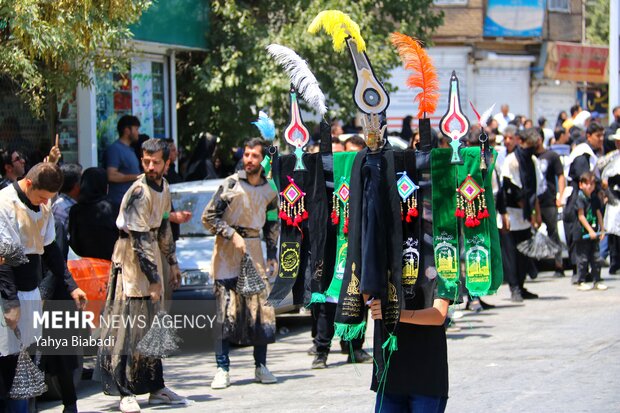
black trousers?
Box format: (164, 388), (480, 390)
(312, 303), (364, 354)
(540, 206), (563, 268)
(502, 229), (532, 291)
(574, 240), (601, 284)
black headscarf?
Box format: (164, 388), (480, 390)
(69, 167), (118, 260)
(401, 115), (413, 142)
(185, 133), (218, 181)
(514, 146), (537, 220)
(78, 167), (108, 203)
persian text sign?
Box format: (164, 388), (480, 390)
(545, 42), (609, 83)
(484, 0), (545, 37)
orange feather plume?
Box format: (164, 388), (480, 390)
(390, 32), (439, 118)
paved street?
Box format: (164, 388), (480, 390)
(40, 269), (620, 413)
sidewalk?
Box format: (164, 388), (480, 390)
(39, 269), (620, 412)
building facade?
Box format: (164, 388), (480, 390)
(387, 0), (609, 132)
(0, 0), (208, 168)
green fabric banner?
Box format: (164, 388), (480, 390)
(325, 152), (357, 301)
(459, 148), (493, 295)
(431, 149), (460, 299)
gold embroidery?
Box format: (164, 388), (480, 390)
(347, 263), (360, 295)
(388, 282), (397, 302)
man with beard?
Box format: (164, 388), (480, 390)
(105, 115), (142, 208)
(203, 138), (279, 389)
(98, 138), (187, 413)
(500, 128), (544, 302)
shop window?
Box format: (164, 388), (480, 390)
(96, 59), (167, 164)
(548, 0), (570, 12)
(57, 92), (79, 164)
(0, 78), (50, 167)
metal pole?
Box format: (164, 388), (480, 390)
(610, 0), (619, 118)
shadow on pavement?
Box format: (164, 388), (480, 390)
(537, 295), (569, 301)
(447, 333), (492, 340)
(232, 373), (313, 386)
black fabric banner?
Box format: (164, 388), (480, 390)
(268, 149), (329, 306)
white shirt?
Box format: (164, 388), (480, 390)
(493, 112), (515, 134)
(500, 152), (544, 231)
(0, 184), (55, 255)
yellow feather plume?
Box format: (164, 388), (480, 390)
(308, 10), (366, 53)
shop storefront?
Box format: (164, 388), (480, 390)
(0, 0), (208, 169)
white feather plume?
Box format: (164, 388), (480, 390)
(267, 44), (327, 116)
(479, 103), (495, 127)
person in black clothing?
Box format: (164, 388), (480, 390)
(68, 167), (118, 260)
(164, 139), (183, 185)
(564, 122), (605, 283)
(185, 132), (218, 181)
(400, 115), (414, 143)
(500, 128), (543, 302)
(556, 110), (568, 129)
(132, 134), (150, 171)
(369, 293), (450, 412)
(604, 106), (620, 154)
(572, 172), (607, 291)
(535, 134), (566, 277)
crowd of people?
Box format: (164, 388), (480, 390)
(0, 102), (618, 412)
(398, 103), (620, 303)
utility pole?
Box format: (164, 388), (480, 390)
(610, 0), (619, 116)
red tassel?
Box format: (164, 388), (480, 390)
(465, 217), (472, 227)
(474, 218), (480, 227)
(482, 209), (489, 218)
(286, 218), (293, 226)
(343, 224), (349, 234)
(454, 210), (460, 218)
(411, 208), (418, 217)
(279, 211), (287, 220)
(294, 215), (302, 225)
(302, 210), (309, 220)
(406, 215), (412, 223)
(477, 211), (484, 220)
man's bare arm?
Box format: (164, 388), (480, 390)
(107, 167), (139, 184)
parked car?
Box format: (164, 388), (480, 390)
(169, 179), (297, 314)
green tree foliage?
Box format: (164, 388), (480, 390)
(585, 0), (609, 45)
(176, 1), (443, 155)
(0, 0), (151, 113)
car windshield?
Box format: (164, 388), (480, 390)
(171, 190), (216, 237)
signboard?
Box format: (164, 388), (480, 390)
(484, 0), (545, 38)
(544, 42), (609, 83)
(131, 59), (154, 138)
(131, 0), (209, 50)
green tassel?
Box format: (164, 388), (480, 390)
(438, 277), (459, 301)
(334, 321), (366, 341)
(307, 292), (326, 307)
(381, 333), (398, 352)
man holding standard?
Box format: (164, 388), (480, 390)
(98, 139), (186, 413)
